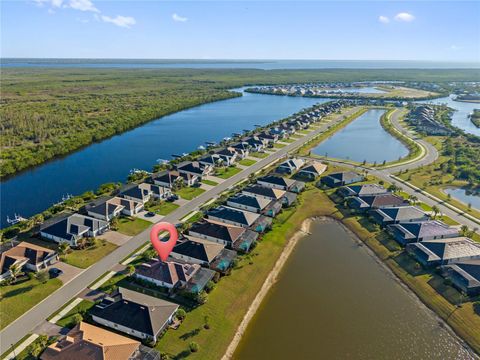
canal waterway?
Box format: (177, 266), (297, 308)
(311, 108), (409, 163)
(0, 90), (323, 228)
(233, 220), (475, 360)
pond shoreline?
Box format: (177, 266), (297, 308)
(224, 215), (478, 359)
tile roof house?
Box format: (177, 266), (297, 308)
(134, 259), (215, 294)
(406, 237), (480, 267)
(276, 158), (305, 175)
(170, 237), (237, 274)
(242, 185), (285, 202)
(207, 206), (272, 233)
(387, 220), (460, 245)
(296, 162), (327, 180)
(86, 197), (143, 221)
(40, 322), (140, 360)
(0, 242), (58, 281)
(40, 214), (109, 247)
(90, 288), (178, 343)
(320, 171), (364, 188)
(338, 184), (388, 198)
(348, 193), (408, 211)
(442, 259), (480, 296)
(188, 220), (258, 252)
(370, 206), (430, 226)
(257, 175), (305, 193)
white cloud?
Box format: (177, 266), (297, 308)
(101, 15), (136, 28)
(172, 13), (187, 22)
(450, 45), (461, 51)
(378, 15), (390, 24)
(394, 12), (415, 22)
(51, 0), (63, 7)
(67, 0), (99, 13)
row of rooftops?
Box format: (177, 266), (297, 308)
(407, 105), (452, 135)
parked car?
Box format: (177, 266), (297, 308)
(167, 194), (179, 202)
(146, 211), (156, 217)
(49, 268), (63, 277)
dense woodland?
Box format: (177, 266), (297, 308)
(1, 68), (480, 177)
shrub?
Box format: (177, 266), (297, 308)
(176, 308), (187, 321)
(189, 342), (199, 353)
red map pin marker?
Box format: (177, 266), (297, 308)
(150, 222), (179, 262)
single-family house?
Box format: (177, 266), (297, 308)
(387, 220), (460, 245)
(134, 259), (215, 294)
(276, 158), (305, 175)
(40, 322), (140, 360)
(442, 259), (480, 296)
(170, 238), (237, 274)
(40, 214), (109, 247)
(230, 143), (250, 158)
(244, 137), (265, 152)
(226, 194), (282, 217)
(257, 175), (305, 193)
(320, 171), (364, 188)
(90, 288), (178, 343)
(406, 237), (480, 267)
(257, 132), (278, 143)
(296, 162), (327, 180)
(86, 196), (143, 221)
(0, 242), (58, 281)
(214, 148), (238, 166)
(177, 161), (212, 177)
(198, 154), (222, 169)
(370, 206), (430, 226)
(348, 193), (407, 211)
(206, 206), (272, 233)
(121, 183), (169, 204)
(242, 185), (285, 203)
(188, 220), (258, 252)
(338, 184), (388, 198)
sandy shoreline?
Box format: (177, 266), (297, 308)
(221, 218), (314, 360)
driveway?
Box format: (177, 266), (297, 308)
(54, 262), (83, 284)
(134, 210), (164, 223)
(97, 231), (132, 246)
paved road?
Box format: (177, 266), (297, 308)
(0, 106), (362, 354)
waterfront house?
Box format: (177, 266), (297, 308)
(442, 259), (480, 296)
(170, 237), (237, 274)
(320, 171), (364, 188)
(90, 287), (178, 343)
(348, 193), (407, 211)
(40, 214), (109, 247)
(370, 206), (430, 226)
(198, 154), (222, 169)
(338, 183), (388, 198)
(86, 196), (143, 221)
(226, 193), (281, 217)
(406, 237), (480, 267)
(244, 137), (266, 152)
(188, 220), (258, 252)
(214, 148), (238, 166)
(206, 206), (272, 233)
(296, 162), (327, 180)
(257, 175), (305, 193)
(0, 242), (58, 281)
(120, 183), (170, 204)
(134, 259), (215, 294)
(257, 131), (279, 143)
(230, 142), (250, 158)
(276, 158), (305, 175)
(153, 170), (198, 188)
(40, 322), (140, 360)
(387, 220), (460, 245)
(177, 161), (212, 177)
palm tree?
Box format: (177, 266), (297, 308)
(431, 205), (440, 219)
(58, 242), (70, 256)
(460, 225), (469, 237)
(409, 195), (418, 205)
(9, 263), (23, 283)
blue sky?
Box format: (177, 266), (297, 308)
(1, 1), (479, 61)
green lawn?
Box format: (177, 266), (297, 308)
(282, 138), (296, 143)
(0, 277), (62, 329)
(61, 240), (118, 268)
(214, 166), (242, 179)
(56, 300), (95, 328)
(249, 152), (269, 159)
(147, 201), (179, 216)
(297, 129), (311, 135)
(238, 159), (256, 167)
(418, 202), (433, 211)
(273, 143), (286, 149)
(116, 216), (152, 236)
(201, 179), (219, 186)
(437, 215), (460, 226)
(176, 186), (206, 200)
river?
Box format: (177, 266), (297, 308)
(233, 220), (475, 360)
(311, 108), (409, 163)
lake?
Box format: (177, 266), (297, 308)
(233, 220), (475, 360)
(327, 86), (386, 94)
(311, 109), (409, 163)
(0, 90), (323, 228)
(444, 188), (480, 210)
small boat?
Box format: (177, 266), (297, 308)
(198, 145), (206, 150)
(6, 214), (27, 225)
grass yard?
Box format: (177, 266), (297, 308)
(249, 152), (269, 159)
(0, 277), (62, 329)
(297, 129), (311, 135)
(238, 159), (256, 167)
(273, 143), (286, 149)
(418, 202), (433, 212)
(176, 186), (206, 200)
(437, 215), (460, 226)
(147, 201), (179, 216)
(214, 166), (242, 179)
(116, 216), (152, 236)
(282, 138), (296, 143)
(61, 240), (118, 268)
(56, 300), (95, 328)
(201, 179), (219, 186)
